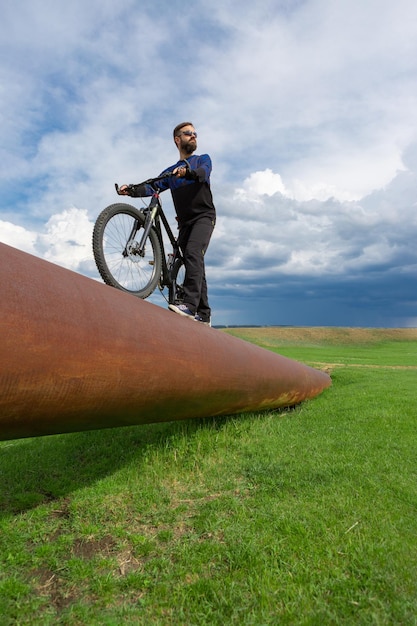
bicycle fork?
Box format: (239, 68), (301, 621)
(122, 197), (159, 258)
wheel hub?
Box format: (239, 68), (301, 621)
(125, 241), (144, 263)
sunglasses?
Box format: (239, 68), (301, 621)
(179, 130), (197, 138)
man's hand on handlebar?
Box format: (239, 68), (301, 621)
(115, 182), (148, 197)
(115, 183), (131, 195)
(172, 165), (188, 178)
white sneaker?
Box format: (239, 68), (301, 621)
(168, 303), (195, 319)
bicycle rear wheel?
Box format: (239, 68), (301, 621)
(168, 256), (185, 305)
(92, 203), (162, 298)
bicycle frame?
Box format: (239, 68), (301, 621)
(130, 188), (183, 292)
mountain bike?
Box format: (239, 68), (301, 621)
(92, 172), (185, 305)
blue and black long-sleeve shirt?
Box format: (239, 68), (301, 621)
(130, 154), (216, 227)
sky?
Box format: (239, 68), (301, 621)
(1, 0), (417, 327)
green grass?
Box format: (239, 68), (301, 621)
(1, 328), (416, 625)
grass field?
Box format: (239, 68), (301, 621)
(1, 327), (416, 625)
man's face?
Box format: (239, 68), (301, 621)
(177, 125), (197, 155)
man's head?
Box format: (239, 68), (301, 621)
(173, 122), (197, 156)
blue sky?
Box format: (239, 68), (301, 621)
(1, 0), (417, 327)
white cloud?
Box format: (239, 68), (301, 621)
(37, 208), (95, 271)
(0, 208), (96, 275)
(235, 169), (288, 200)
(0, 221), (37, 255)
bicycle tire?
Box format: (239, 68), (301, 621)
(92, 203), (162, 299)
(168, 256), (185, 305)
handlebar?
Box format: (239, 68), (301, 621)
(141, 171), (176, 187)
(115, 161), (191, 195)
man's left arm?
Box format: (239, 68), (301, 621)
(185, 154), (212, 183)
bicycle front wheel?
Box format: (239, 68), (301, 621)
(92, 203), (162, 298)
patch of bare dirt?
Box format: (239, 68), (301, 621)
(71, 535), (116, 559)
(30, 567), (75, 611)
(29, 535), (145, 609)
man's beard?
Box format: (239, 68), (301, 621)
(182, 139), (197, 155)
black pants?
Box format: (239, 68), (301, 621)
(178, 216), (215, 320)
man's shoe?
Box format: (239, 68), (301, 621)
(168, 303), (195, 319)
(195, 314), (211, 326)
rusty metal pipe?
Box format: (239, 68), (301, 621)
(0, 242), (331, 441)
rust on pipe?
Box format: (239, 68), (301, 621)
(0, 242), (331, 441)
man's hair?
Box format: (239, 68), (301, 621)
(173, 122), (194, 139)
